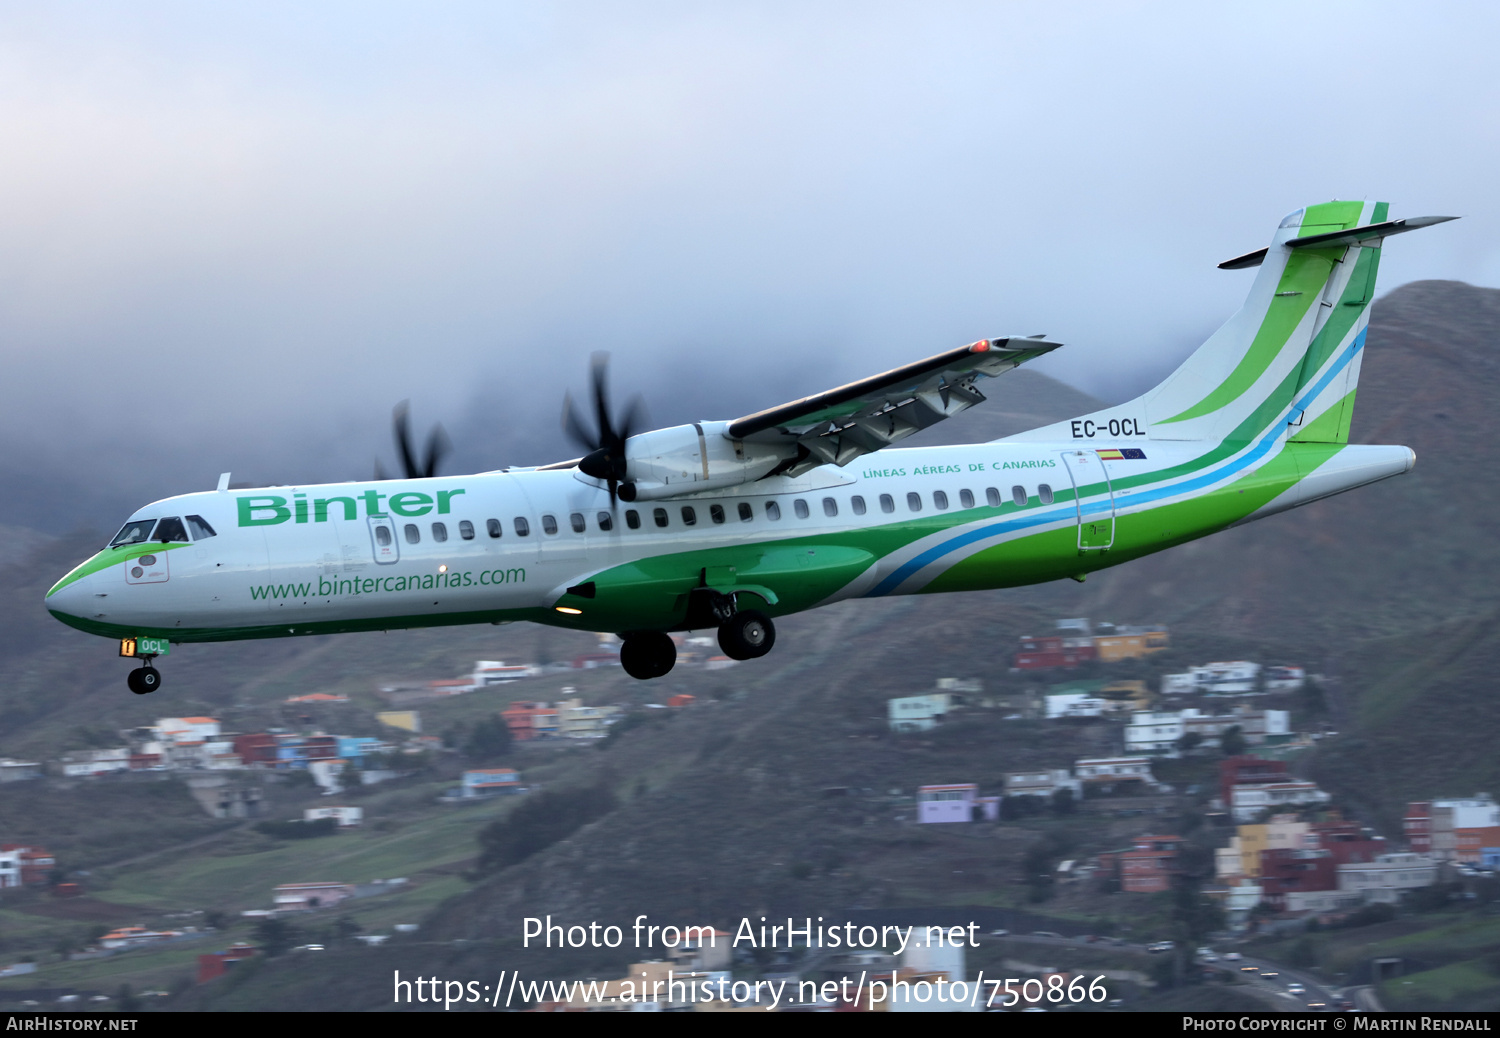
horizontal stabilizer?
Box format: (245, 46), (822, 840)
(1218, 247), (1268, 270)
(1219, 215), (1458, 269)
(1286, 215), (1458, 251)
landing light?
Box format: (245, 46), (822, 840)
(555, 606), (583, 616)
(438, 565), (448, 573)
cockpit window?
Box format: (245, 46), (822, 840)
(110, 520), (157, 548)
(154, 517), (190, 543)
(185, 515), (217, 541)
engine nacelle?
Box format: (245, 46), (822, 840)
(619, 421), (788, 501)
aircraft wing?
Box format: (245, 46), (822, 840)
(727, 336), (1061, 474)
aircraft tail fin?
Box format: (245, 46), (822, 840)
(1012, 202), (1456, 446)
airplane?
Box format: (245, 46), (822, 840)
(45, 201), (1455, 693)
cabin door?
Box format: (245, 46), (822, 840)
(1060, 450), (1116, 551)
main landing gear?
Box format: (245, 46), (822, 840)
(717, 609), (775, 661)
(620, 631), (676, 680)
(618, 609), (778, 681)
(126, 661), (162, 695)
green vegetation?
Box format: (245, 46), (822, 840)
(475, 780), (618, 873)
(254, 818), (337, 840)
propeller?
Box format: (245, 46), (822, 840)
(375, 401), (450, 480)
(563, 352), (646, 506)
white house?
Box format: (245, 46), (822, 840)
(1124, 712), (1187, 754)
(155, 716), (221, 744)
(1264, 666), (1307, 692)
(916, 784), (998, 823)
(304, 806), (363, 827)
(1195, 662), (1262, 695)
(59, 748), (131, 778)
(1161, 673), (1199, 695)
(1074, 757), (1155, 786)
(1004, 770), (1081, 799)
(1045, 693), (1109, 719)
(1230, 781), (1331, 821)
(889, 694), (953, 733)
(471, 661), (538, 685)
(1338, 853), (1439, 903)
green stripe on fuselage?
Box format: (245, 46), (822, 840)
(921, 439), (1341, 594)
(46, 542), (192, 597)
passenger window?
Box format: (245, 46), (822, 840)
(986, 487), (1000, 507)
(431, 522), (448, 542)
(959, 489), (974, 509)
(597, 511), (613, 532)
(1011, 485), (1027, 506)
(487, 519), (502, 538)
(907, 492), (922, 513)
(766, 501), (782, 520)
(653, 508), (669, 528)
(542, 515), (558, 535)
(514, 517), (530, 537)
(570, 513), (586, 533)
(185, 515), (217, 540)
(709, 504), (725, 524)
(822, 497), (838, 517)
(155, 517), (189, 543)
(681, 506), (697, 526)
(404, 524), (420, 544)
(738, 502), (753, 522)
(459, 520), (475, 540)
(375, 526), (392, 546)
(626, 509), (641, 530)
(1039, 484), (1054, 505)
(879, 494), (895, 514)
(110, 520), (157, 548)
(851, 495), (866, 515)
(793, 499), (810, 519)
(933, 491), (949, 510)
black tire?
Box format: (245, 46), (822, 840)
(128, 667), (161, 695)
(718, 609), (775, 660)
(620, 632), (676, 680)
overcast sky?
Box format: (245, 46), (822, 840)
(2, 2), (1495, 525)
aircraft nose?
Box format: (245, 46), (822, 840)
(45, 570), (92, 617)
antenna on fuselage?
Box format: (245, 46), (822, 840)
(216, 472), (231, 492)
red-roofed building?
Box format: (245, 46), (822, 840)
(1259, 848), (1337, 911)
(1307, 820), (1386, 866)
(233, 733), (280, 767)
(1014, 635), (1096, 671)
(1404, 802), (1432, 853)
(502, 702), (559, 741)
(0, 845), (55, 888)
(1116, 834), (1184, 892)
(198, 943), (258, 984)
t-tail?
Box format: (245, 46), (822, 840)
(1011, 201), (1455, 514)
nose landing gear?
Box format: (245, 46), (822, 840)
(119, 637), (168, 695)
(126, 662), (161, 695)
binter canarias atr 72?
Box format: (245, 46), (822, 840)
(46, 201), (1455, 693)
